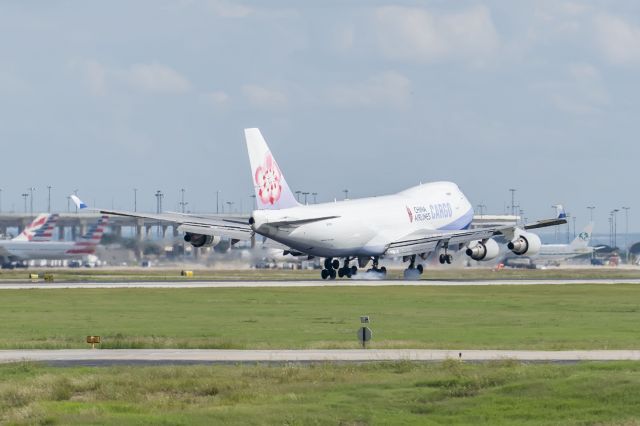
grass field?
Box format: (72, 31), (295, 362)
(1, 284), (639, 349)
(1, 267), (640, 282)
(2, 360), (640, 425)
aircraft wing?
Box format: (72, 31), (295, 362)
(96, 208), (253, 241)
(384, 218), (566, 257)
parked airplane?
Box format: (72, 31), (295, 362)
(533, 222), (602, 262)
(10, 213), (59, 242)
(72, 128), (565, 279)
(0, 215), (108, 262)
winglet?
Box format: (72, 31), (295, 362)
(554, 204), (567, 219)
(70, 195), (88, 210)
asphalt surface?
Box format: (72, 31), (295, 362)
(1, 349), (640, 366)
(0, 278), (639, 289)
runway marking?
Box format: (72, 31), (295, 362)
(1, 349), (640, 364)
(0, 279), (639, 289)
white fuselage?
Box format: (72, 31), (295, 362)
(0, 240), (92, 260)
(251, 182), (474, 258)
(533, 244), (594, 262)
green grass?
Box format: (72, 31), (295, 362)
(1, 285), (640, 349)
(1, 267), (640, 282)
(2, 361), (640, 425)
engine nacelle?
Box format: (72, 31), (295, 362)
(183, 233), (221, 248)
(508, 232), (541, 256)
(466, 239), (500, 261)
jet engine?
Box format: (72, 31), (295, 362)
(183, 232), (221, 248)
(466, 239), (500, 261)
(508, 232), (541, 256)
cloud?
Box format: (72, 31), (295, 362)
(594, 14), (640, 65)
(83, 60), (107, 96)
(241, 84), (287, 109)
(208, 0), (254, 18)
(74, 61), (192, 96)
(123, 63), (191, 94)
(327, 71), (411, 109)
(548, 63), (610, 115)
(373, 5), (499, 63)
(200, 91), (230, 107)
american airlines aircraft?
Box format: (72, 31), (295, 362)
(73, 128), (565, 280)
(0, 215), (108, 261)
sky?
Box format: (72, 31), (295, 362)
(0, 0), (638, 232)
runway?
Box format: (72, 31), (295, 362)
(0, 278), (639, 289)
(1, 349), (640, 366)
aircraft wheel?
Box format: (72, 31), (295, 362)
(329, 269), (337, 280)
(417, 264), (424, 274)
(380, 266), (387, 276)
(351, 266), (358, 276)
(324, 258), (332, 269)
(445, 255), (452, 264)
(321, 269), (329, 280)
(439, 254), (446, 264)
(332, 259), (340, 270)
(338, 268), (344, 278)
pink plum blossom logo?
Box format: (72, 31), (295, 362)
(254, 154), (283, 205)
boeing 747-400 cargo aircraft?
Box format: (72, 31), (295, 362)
(73, 128), (565, 279)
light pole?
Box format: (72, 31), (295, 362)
(623, 206), (630, 258)
(312, 192), (318, 204)
(612, 209), (619, 248)
(47, 186), (52, 213)
(302, 192), (309, 205)
(21, 193), (28, 213)
(29, 187), (35, 216)
(477, 204), (486, 217)
(155, 190), (164, 238)
(73, 189), (78, 213)
(249, 194), (256, 211)
(155, 190), (164, 213)
(226, 201), (234, 213)
(179, 188), (187, 213)
(133, 188), (138, 212)
(215, 190), (220, 214)
(587, 206), (595, 222)
(295, 191), (302, 202)
(509, 188), (516, 218)
(572, 216), (576, 239)
(343, 189), (349, 200)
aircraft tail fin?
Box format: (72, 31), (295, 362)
(570, 222), (594, 249)
(244, 128), (299, 210)
(13, 213), (58, 242)
(66, 215), (108, 255)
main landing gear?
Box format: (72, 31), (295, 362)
(366, 257), (387, 276)
(321, 257), (383, 279)
(403, 254), (424, 279)
(439, 253), (453, 264)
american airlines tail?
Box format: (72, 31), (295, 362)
(13, 213), (59, 242)
(65, 215), (109, 255)
(245, 128), (299, 210)
(570, 222), (594, 249)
